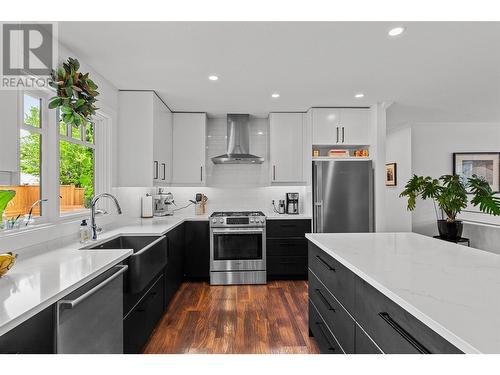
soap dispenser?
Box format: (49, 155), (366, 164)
(79, 219), (90, 244)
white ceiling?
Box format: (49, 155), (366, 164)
(58, 22), (500, 122)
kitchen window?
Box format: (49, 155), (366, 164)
(0, 89), (111, 232)
(0, 93), (46, 226)
(58, 117), (96, 215)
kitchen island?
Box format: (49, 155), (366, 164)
(306, 232), (500, 354)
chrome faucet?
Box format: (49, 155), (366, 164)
(25, 199), (48, 226)
(90, 193), (122, 240)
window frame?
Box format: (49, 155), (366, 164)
(3, 88), (113, 230)
(57, 112), (97, 217)
(17, 90), (50, 224)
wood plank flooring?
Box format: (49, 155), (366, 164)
(143, 280), (319, 354)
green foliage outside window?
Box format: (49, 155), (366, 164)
(21, 106), (94, 208)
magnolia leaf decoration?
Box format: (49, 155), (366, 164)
(48, 57), (99, 127)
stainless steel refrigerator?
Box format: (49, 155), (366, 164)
(313, 160), (374, 233)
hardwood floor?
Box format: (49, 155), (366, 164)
(143, 280), (320, 354)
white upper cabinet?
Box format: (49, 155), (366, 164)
(311, 108), (341, 145)
(311, 108), (371, 145)
(269, 113), (304, 183)
(0, 91), (19, 172)
(153, 95), (172, 184)
(117, 91), (172, 187)
(172, 113), (206, 185)
(339, 108), (371, 145)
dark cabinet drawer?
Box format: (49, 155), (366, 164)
(0, 305), (55, 354)
(309, 271), (355, 353)
(355, 278), (462, 354)
(308, 243), (355, 313)
(267, 238), (308, 256)
(184, 221), (210, 280)
(309, 300), (343, 354)
(124, 275), (165, 354)
(267, 255), (307, 278)
(355, 325), (382, 354)
(266, 219), (311, 238)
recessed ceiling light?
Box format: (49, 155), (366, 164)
(208, 75), (219, 81)
(257, 131), (264, 135)
(388, 26), (405, 37)
(354, 93), (365, 99)
(271, 93), (280, 98)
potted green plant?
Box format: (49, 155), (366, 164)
(48, 57), (99, 127)
(400, 174), (500, 240)
(0, 190), (16, 230)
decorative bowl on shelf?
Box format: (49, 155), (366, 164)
(0, 252), (18, 277)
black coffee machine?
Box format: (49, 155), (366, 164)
(285, 193), (299, 214)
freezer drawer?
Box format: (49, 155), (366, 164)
(56, 265), (127, 354)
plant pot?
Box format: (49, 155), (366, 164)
(437, 220), (463, 240)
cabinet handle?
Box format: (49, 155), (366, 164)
(315, 289), (336, 312)
(154, 161), (159, 180)
(273, 165), (276, 181)
(315, 255), (336, 272)
(342, 126), (345, 143)
(378, 312), (430, 354)
(200, 166), (203, 182)
(161, 163), (166, 180)
(315, 322), (336, 352)
(136, 291), (158, 312)
(336, 127), (339, 143)
(58, 265), (128, 309)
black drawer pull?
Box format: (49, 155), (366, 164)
(315, 322), (336, 352)
(315, 289), (336, 312)
(136, 291), (158, 312)
(315, 255), (336, 272)
(279, 242), (300, 246)
(378, 312), (430, 354)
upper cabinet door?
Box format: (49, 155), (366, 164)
(340, 108), (371, 145)
(269, 113), (304, 183)
(152, 95), (172, 184)
(311, 108), (341, 145)
(172, 113), (206, 185)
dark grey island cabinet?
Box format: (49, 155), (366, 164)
(308, 242), (463, 354)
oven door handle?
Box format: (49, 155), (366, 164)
(212, 228), (265, 234)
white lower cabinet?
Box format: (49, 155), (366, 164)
(172, 113), (207, 185)
(269, 113), (304, 183)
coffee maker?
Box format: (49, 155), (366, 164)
(153, 188), (175, 216)
(285, 193), (299, 214)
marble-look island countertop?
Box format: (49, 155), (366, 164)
(305, 232), (500, 354)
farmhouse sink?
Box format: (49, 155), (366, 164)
(82, 235), (168, 294)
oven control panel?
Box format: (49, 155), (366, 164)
(210, 216), (266, 227)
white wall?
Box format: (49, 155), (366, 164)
(384, 121), (500, 253)
(385, 126), (412, 232)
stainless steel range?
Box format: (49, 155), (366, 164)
(209, 211), (266, 285)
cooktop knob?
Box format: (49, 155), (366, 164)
(212, 218), (217, 224)
(219, 218), (224, 223)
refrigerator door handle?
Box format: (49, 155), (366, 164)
(314, 201), (323, 233)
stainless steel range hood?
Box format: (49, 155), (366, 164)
(211, 114), (264, 164)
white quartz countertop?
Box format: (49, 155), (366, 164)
(0, 247), (132, 336)
(305, 232), (500, 354)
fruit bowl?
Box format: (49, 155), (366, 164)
(0, 252), (18, 277)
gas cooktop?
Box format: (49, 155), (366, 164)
(210, 211), (265, 217)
